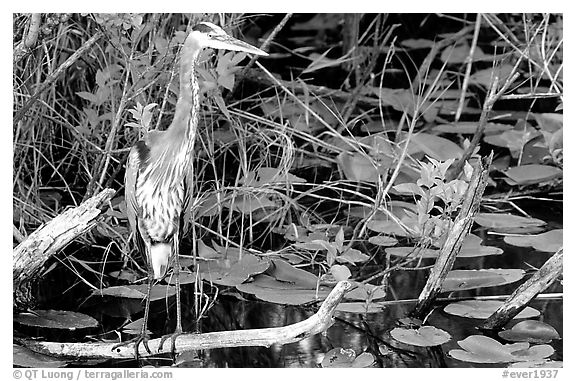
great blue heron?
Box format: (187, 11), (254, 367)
(122, 21), (267, 359)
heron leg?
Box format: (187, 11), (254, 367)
(158, 232), (183, 359)
(112, 265), (153, 360)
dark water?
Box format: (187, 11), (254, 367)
(18, 198), (562, 368)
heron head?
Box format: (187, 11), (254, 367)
(188, 21), (268, 56)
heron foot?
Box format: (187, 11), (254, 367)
(158, 329), (183, 360)
(113, 333), (152, 361)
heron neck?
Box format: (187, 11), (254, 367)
(168, 46), (200, 147)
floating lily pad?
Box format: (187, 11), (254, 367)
(13, 344), (68, 368)
(92, 284), (176, 302)
(503, 165), (562, 186)
(442, 269), (525, 292)
(330, 264), (351, 281)
(385, 234), (502, 258)
(504, 229), (563, 253)
(410, 132), (464, 161)
(121, 318), (151, 335)
(336, 248), (371, 264)
(321, 348), (375, 368)
(509, 360), (563, 368)
(475, 213), (546, 230)
(449, 335), (554, 364)
(236, 274), (331, 305)
(336, 301), (387, 314)
(368, 235), (398, 247)
(14, 310), (98, 330)
(444, 300), (540, 319)
(199, 253), (270, 287)
(470, 64), (515, 88)
(499, 320), (560, 344)
(367, 219), (413, 237)
(390, 326), (451, 347)
(269, 259), (319, 288)
(483, 127), (540, 158)
(226, 193), (278, 214)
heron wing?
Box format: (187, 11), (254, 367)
(125, 144), (146, 253)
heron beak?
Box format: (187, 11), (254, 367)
(208, 34), (268, 56)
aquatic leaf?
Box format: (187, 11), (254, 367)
(410, 132), (463, 161)
(199, 253), (270, 287)
(108, 268), (139, 282)
(337, 150), (394, 182)
(240, 167), (306, 186)
(393, 182), (425, 197)
(474, 213), (546, 229)
(321, 348), (357, 368)
(442, 269), (525, 292)
(503, 164), (562, 186)
(236, 275), (331, 305)
(368, 235), (398, 247)
(367, 219), (412, 236)
(336, 301), (387, 314)
(509, 360), (563, 368)
(386, 234), (502, 258)
(449, 335), (520, 363)
(13, 344), (68, 368)
(330, 264), (351, 281)
(228, 193), (277, 214)
(433, 122), (512, 134)
(14, 310), (98, 330)
(269, 259), (319, 288)
(336, 248), (370, 264)
(469, 64), (515, 88)
(440, 44), (492, 63)
(483, 127), (540, 157)
(93, 284), (176, 302)
(351, 352), (376, 368)
(391, 326), (451, 347)
(499, 320), (560, 344)
(444, 300), (540, 319)
(504, 229), (562, 253)
(509, 344), (555, 362)
(121, 318), (152, 335)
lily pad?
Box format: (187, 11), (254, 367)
(390, 326), (451, 347)
(442, 269), (525, 292)
(92, 284), (176, 302)
(499, 320), (560, 344)
(449, 335), (554, 364)
(336, 301), (387, 314)
(504, 229), (563, 253)
(469, 64), (515, 88)
(321, 348), (375, 368)
(368, 235), (398, 247)
(409, 132), (464, 161)
(236, 274), (331, 305)
(503, 165), (562, 186)
(385, 234), (502, 258)
(367, 219), (413, 237)
(483, 127), (540, 158)
(14, 310), (98, 330)
(475, 213), (546, 230)
(336, 248), (371, 264)
(444, 300), (540, 319)
(199, 253), (270, 287)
